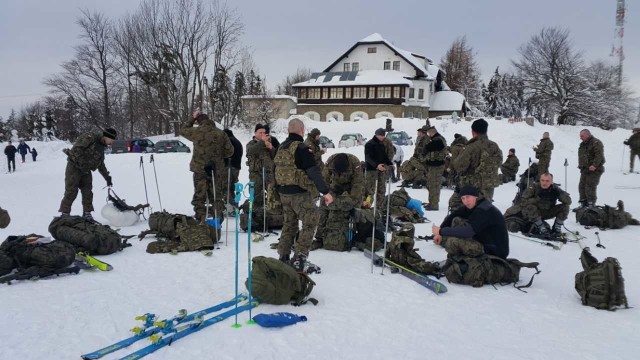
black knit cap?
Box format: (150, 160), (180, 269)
(471, 119), (488, 134)
(103, 128), (117, 140)
(254, 123), (265, 133)
(375, 128), (386, 136)
(333, 153), (349, 173)
(509, 148), (515, 154)
(454, 133), (461, 139)
(459, 185), (480, 197)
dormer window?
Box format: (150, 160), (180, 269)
(367, 47), (377, 53)
(383, 61), (390, 70)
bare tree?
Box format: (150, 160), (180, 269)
(276, 67), (311, 96)
(439, 36), (482, 107)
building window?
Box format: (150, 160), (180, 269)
(383, 61), (390, 70)
(307, 88), (320, 99)
(298, 88), (306, 99)
(352, 62), (359, 71)
(407, 112), (414, 118)
(330, 87), (343, 99)
(367, 47), (377, 53)
(393, 61), (400, 71)
(353, 87), (366, 98)
(344, 63), (350, 72)
(393, 87), (400, 98)
(418, 89), (424, 100)
(378, 86), (391, 98)
(322, 88), (329, 99)
(368, 87), (376, 98)
(417, 112), (422, 119)
(409, 88), (415, 99)
(345, 87), (352, 98)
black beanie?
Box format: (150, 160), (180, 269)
(103, 128), (117, 140)
(509, 148), (515, 154)
(454, 133), (461, 139)
(223, 129), (234, 138)
(254, 123), (265, 133)
(459, 185), (480, 197)
(471, 119), (488, 134)
(333, 154), (349, 173)
(375, 128), (386, 136)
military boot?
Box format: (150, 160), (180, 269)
(279, 254), (290, 263)
(572, 200), (587, 213)
(531, 218), (550, 238)
(83, 212), (95, 222)
(551, 218), (563, 235)
(291, 254), (321, 274)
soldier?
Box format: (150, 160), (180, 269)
(275, 118), (333, 272)
(364, 128), (394, 209)
(58, 128), (117, 221)
(577, 129), (605, 208)
(422, 126), (447, 210)
(413, 125), (431, 159)
(182, 112), (234, 223)
(314, 153), (364, 250)
(246, 124), (277, 207)
(500, 148), (520, 183)
(264, 124), (281, 149)
(446, 133), (467, 189)
(223, 129), (243, 206)
(504, 173), (571, 236)
(452, 119), (502, 202)
(533, 132), (553, 176)
(4, 141), (17, 173)
(304, 128), (325, 170)
(624, 128), (640, 173)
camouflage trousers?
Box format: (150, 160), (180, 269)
(58, 161), (94, 213)
(191, 172), (225, 220)
(537, 156), (550, 177)
(365, 170), (388, 209)
(630, 150), (640, 171)
(400, 158), (426, 182)
(278, 192), (320, 258)
(426, 165), (444, 209)
(441, 218), (485, 257)
(500, 172), (516, 184)
(505, 203), (569, 222)
(249, 170), (273, 207)
(579, 170), (603, 204)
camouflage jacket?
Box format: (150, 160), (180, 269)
(449, 136), (467, 167)
(181, 118), (233, 174)
(246, 138), (276, 174)
(501, 154), (520, 176)
(304, 135), (324, 169)
(578, 136), (605, 172)
(65, 132), (109, 178)
(535, 138), (554, 159)
(322, 154), (364, 209)
(521, 183), (572, 211)
(452, 134), (503, 188)
(627, 132), (640, 152)
(413, 134), (431, 159)
(383, 138), (395, 163)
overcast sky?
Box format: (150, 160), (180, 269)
(1, 0), (638, 119)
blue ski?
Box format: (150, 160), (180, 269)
(364, 249), (448, 294)
(81, 294), (248, 360)
(119, 300), (260, 360)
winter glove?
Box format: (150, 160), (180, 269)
(106, 176), (113, 187)
(624, 140), (629, 145)
(204, 162), (216, 177)
(406, 198), (424, 217)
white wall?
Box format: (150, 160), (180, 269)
(328, 44), (417, 77)
(405, 79), (432, 105)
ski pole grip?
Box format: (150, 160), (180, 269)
(248, 181), (255, 202)
(234, 182), (243, 203)
(564, 158), (568, 166)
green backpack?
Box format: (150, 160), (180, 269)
(443, 255), (540, 290)
(143, 213), (216, 254)
(575, 201), (640, 229)
(575, 249), (628, 310)
(0, 235), (76, 273)
(247, 256), (317, 306)
(48, 216), (129, 255)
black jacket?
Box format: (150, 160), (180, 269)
(17, 143), (31, 155)
(364, 137), (393, 171)
(440, 199), (509, 258)
(4, 145), (17, 158)
(422, 132), (446, 167)
(223, 129), (243, 169)
(277, 133), (329, 195)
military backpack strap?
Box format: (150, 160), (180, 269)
(292, 272), (318, 306)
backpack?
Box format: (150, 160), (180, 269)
(48, 216), (129, 255)
(477, 142), (503, 190)
(443, 255), (540, 291)
(0, 235), (76, 272)
(386, 224), (438, 275)
(317, 209), (352, 252)
(239, 205), (284, 232)
(247, 256), (317, 306)
(141, 212), (217, 254)
(575, 249), (628, 310)
(352, 208), (385, 252)
(575, 201), (640, 229)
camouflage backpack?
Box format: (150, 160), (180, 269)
(48, 216), (129, 255)
(352, 208), (385, 252)
(142, 213), (216, 254)
(247, 256), (317, 306)
(273, 141), (316, 193)
(575, 201), (639, 229)
(0, 235), (75, 274)
(476, 142), (503, 190)
(239, 202), (284, 232)
(575, 249), (628, 310)
(443, 255), (540, 290)
(316, 208), (352, 252)
(386, 223), (438, 275)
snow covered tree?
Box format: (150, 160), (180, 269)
(483, 68), (505, 116)
(276, 67), (311, 96)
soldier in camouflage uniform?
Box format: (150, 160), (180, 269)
(624, 128), (640, 172)
(500, 148), (520, 183)
(58, 128), (117, 220)
(314, 153), (364, 250)
(223, 129), (243, 206)
(364, 128), (394, 209)
(247, 124), (277, 207)
(304, 128), (325, 170)
(452, 119), (502, 203)
(504, 173), (571, 235)
(181, 112), (234, 223)
(422, 127), (447, 210)
(403, 125), (431, 188)
(275, 118), (333, 272)
(0, 206), (10, 228)
(445, 133), (467, 189)
(577, 129), (605, 207)
(533, 132), (554, 176)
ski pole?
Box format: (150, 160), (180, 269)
(595, 231), (606, 249)
(212, 168), (220, 249)
(139, 156), (150, 209)
(232, 182), (243, 329)
(246, 181), (256, 324)
(370, 176), (379, 274)
(381, 172), (392, 275)
(526, 157), (532, 189)
(225, 166), (231, 247)
(150, 154), (162, 212)
(262, 166), (267, 237)
(621, 145), (626, 173)
(564, 158), (568, 190)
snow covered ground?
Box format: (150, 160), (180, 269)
(1, 117), (639, 360)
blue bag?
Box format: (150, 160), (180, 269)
(252, 312), (307, 328)
(206, 218), (222, 229)
(406, 198), (424, 216)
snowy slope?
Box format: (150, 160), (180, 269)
(1, 118), (639, 360)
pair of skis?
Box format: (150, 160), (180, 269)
(81, 294), (257, 360)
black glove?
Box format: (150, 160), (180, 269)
(624, 140), (629, 145)
(204, 162), (216, 177)
(106, 176), (113, 187)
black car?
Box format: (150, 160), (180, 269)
(155, 140), (191, 153)
(319, 136), (335, 149)
(386, 131), (413, 146)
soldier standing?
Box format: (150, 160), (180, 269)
(422, 126), (447, 210)
(624, 128), (640, 173)
(364, 128), (394, 209)
(500, 148), (520, 183)
(533, 132), (553, 176)
(58, 128), (117, 221)
(181, 112), (234, 222)
(577, 129), (605, 208)
(246, 124), (277, 207)
(274, 118), (333, 273)
(304, 128), (325, 170)
(223, 129), (243, 206)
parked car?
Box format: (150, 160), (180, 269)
(386, 131), (413, 146)
(338, 133), (366, 148)
(319, 136), (335, 149)
(110, 140), (130, 154)
(129, 138), (155, 153)
(155, 140), (191, 153)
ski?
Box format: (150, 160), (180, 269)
(81, 294), (248, 360)
(118, 299), (259, 360)
(76, 252), (113, 271)
(364, 249), (447, 294)
(509, 233), (563, 250)
(0, 264), (81, 285)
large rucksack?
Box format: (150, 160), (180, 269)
(386, 223), (438, 275)
(239, 203), (284, 232)
(575, 201), (639, 229)
(352, 208), (385, 252)
(247, 256), (317, 306)
(443, 255), (540, 290)
(48, 216), (130, 255)
(139, 212), (217, 254)
(0, 235), (76, 274)
(575, 249), (628, 310)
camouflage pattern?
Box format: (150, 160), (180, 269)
(247, 138), (276, 206)
(0, 235), (76, 271)
(443, 237), (486, 258)
(535, 138), (554, 175)
(500, 154), (520, 183)
(0, 207), (10, 228)
(191, 172), (225, 223)
(426, 165), (444, 209)
(182, 118), (234, 214)
(274, 141), (317, 194)
(48, 216), (125, 255)
(627, 132), (640, 171)
(365, 170), (387, 209)
(278, 193), (320, 258)
(578, 136), (605, 203)
(452, 134), (502, 201)
(413, 133), (430, 159)
(146, 220), (215, 254)
(386, 224), (438, 275)
(383, 137), (395, 164)
(400, 157), (427, 183)
(304, 135), (324, 170)
(504, 183), (572, 222)
(58, 162), (95, 213)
